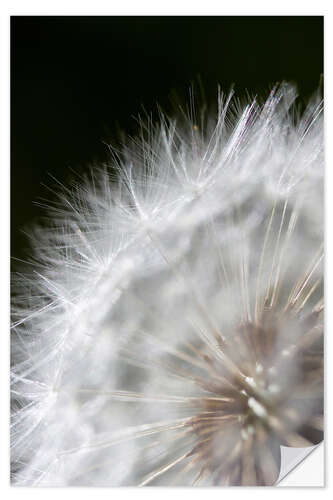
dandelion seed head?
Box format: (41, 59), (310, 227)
(11, 83), (323, 486)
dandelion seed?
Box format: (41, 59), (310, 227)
(11, 83), (324, 486)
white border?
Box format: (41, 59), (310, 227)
(0, 0), (330, 15)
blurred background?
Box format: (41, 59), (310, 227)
(11, 16), (323, 266)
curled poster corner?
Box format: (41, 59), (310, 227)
(277, 442), (324, 487)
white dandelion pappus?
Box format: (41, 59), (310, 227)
(11, 83), (324, 486)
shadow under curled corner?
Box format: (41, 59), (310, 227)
(277, 442), (324, 486)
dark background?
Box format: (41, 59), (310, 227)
(11, 16), (323, 266)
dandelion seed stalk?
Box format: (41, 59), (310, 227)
(11, 83), (323, 486)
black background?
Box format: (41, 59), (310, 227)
(11, 16), (323, 266)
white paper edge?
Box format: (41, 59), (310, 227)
(277, 442), (324, 486)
